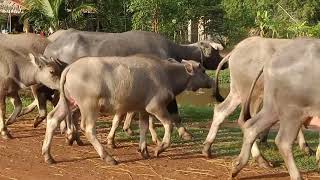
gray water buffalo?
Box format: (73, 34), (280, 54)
(17, 32), (68, 127)
(30, 29), (225, 140)
(0, 47), (63, 139)
(231, 38), (320, 180)
(202, 36), (312, 167)
(42, 55), (213, 165)
(0, 33), (65, 131)
(0, 33), (49, 55)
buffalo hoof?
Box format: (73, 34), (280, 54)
(76, 137), (84, 146)
(45, 157), (56, 164)
(5, 119), (14, 125)
(202, 143), (212, 158)
(152, 138), (161, 146)
(231, 159), (242, 178)
(33, 116), (46, 128)
(302, 145), (315, 156)
(154, 143), (168, 157)
(65, 133), (76, 146)
(66, 138), (74, 146)
(252, 155), (273, 168)
(123, 128), (134, 136)
(105, 156), (118, 165)
(107, 141), (116, 149)
(1, 131), (12, 140)
(138, 148), (150, 159)
(181, 131), (193, 141)
(177, 127), (193, 141)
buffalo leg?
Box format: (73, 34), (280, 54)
(147, 103), (173, 157)
(81, 104), (117, 165)
(168, 99), (192, 140)
(18, 100), (37, 117)
(274, 113), (303, 180)
(138, 112), (150, 159)
(19, 85), (38, 117)
(203, 89), (241, 157)
(0, 96), (11, 139)
(232, 109), (277, 178)
(33, 89), (48, 128)
(6, 93), (22, 125)
(258, 128), (269, 145)
(107, 113), (125, 149)
(316, 133), (320, 167)
(65, 109), (83, 146)
(42, 100), (68, 164)
(123, 112), (135, 136)
(297, 129), (314, 156)
(148, 116), (161, 145)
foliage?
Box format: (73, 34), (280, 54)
(221, 0), (320, 45)
(0, 14), (6, 27)
(129, 0), (186, 41)
(95, 0), (131, 32)
(21, 0), (95, 33)
(20, 0), (320, 45)
(129, 0), (223, 43)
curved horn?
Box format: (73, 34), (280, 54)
(209, 42), (224, 51)
(52, 57), (68, 68)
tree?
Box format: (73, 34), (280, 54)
(129, 0), (224, 43)
(21, 0), (95, 33)
(95, 0), (131, 32)
(221, 0), (320, 44)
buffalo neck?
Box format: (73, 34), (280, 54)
(165, 63), (191, 95)
(171, 43), (202, 62)
(18, 63), (39, 88)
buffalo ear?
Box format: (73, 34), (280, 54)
(29, 53), (46, 69)
(183, 60), (195, 75)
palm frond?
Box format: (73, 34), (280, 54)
(52, 0), (64, 19)
(38, 0), (54, 19)
(70, 3), (96, 22)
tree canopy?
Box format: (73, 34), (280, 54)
(21, 0), (320, 46)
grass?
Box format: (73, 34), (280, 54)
(207, 69), (230, 87)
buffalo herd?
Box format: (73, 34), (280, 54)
(0, 29), (319, 180)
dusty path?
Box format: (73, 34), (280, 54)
(0, 117), (319, 180)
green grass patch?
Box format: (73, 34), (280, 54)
(5, 95), (34, 115)
(179, 104), (213, 123)
(207, 69), (230, 87)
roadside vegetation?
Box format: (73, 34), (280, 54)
(16, 0), (320, 46)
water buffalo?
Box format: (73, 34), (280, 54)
(16, 32), (67, 128)
(0, 47), (63, 139)
(202, 36), (312, 167)
(29, 29), (225, 140)
(42, 55), (213, 165)
(232, 38), (320, 180)
(0, 33), (65, 131)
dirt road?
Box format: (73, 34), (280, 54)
(0, 117), (319, 180)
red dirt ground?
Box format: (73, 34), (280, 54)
(0, 117), (319, 180)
